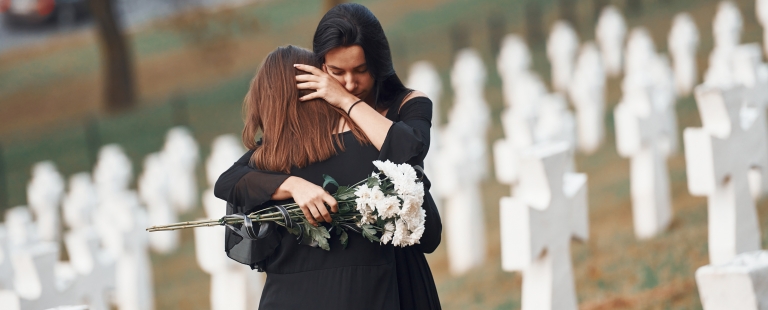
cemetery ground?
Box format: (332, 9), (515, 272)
(0, 0), (766, 308)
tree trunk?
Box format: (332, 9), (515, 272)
(324, 0), (344, 12)
(87, 0), (135, 113)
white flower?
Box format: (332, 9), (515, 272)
(354, 185), (375, 213)
(396, 163), (418, 184)
(392, 219), (408, 247)
(370, 186), (385, 201)
(358, 213), (376, 226)
(375, 195), (401, 219)
(380, 221), (395, 244)
(373, 160), (399, 180)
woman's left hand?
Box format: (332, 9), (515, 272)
(294, 64), (358, 110)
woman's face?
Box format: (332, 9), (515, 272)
(323, 45), (375, 104)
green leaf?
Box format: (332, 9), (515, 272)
(340, 230), (349, 249)
(285, 224), (300, 236)
(314, 226), (331, 251)
(366, 176), (380, 188)
(322, 174), (339, 189)
(361, 224), (380, 243)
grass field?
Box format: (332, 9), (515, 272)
(1, 0), (768, 308)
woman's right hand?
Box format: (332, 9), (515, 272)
(280, 176), (338, 226)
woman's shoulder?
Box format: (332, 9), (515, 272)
(399, 90), (431, 113)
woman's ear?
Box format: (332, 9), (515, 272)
(322, 64), (328, 73)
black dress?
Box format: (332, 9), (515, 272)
(215, 93), (442, 309)
(258, 132), (400, 309)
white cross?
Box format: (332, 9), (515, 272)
(11, 243), (80, 309)
(0, 225), (13, 290)
(568, 42), (606, 154)
(595, 5), (626, 77)
(547, 21), (579, 94)
(614, 63), (677, 239)
(500, 141), (588, 310)
(64, 228), (116, 310)
(684, 85), (768, 265)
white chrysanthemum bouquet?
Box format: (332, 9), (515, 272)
(147, 160), (427, 251)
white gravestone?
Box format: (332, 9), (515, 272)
(62, 172), (116, 310)
(436, 48), (489, 275)
(162, 127), (200, 214)
(63, 229), (116, 310)
(547, 21), (580, 93)
(731, 44), (768, 116)
(569, 42), (606, 154)
(0, 225), (12, 289)
(92, 145), (154, 310)
(0, 207), (99, 310)
(497, 34), (533, 84)
(139, 153), (179, 254)
(684, 86), (768, 265)
(757, 0), (768, 57)
(704, 1), (743, 88)
(1, 242), (80, 310)
(696, 250), (768, 310)
(668, 12), (700, 97)
(595, 5), (626, 77)
(493, 72), (544, 186)
(406, 61), (444, 213)
(26, 161), (64, 244)
(196, 134), (263, 310)
(497, 93), (577, 183)
(625, 27), (656, 77)
(500, 142), (588, 310)
(62, 173), (98, 230)
(614, 58), (678, 239)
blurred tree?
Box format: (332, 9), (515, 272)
(324, 0), (345, 12)
(87, 0), (135, 112)
(525, 0), (543, 46)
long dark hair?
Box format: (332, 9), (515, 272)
(313, 3), (408, 111)
(242, 45), (369, 173)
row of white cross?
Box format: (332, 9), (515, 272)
(0, 127), (265, 309)
(408, 1), (768, 309)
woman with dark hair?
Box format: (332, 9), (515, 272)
(216, 3), (442, 309)
(237, 45), (399, 308)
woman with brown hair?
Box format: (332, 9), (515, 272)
(217, 3), (441, 309)
(236, 44), (399, 308)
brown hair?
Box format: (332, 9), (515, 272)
(242, 45), (369, 173)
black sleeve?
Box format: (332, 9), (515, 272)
(379, 97), (432, 165)
(418, 176), (441, 254)
(213, 149), (290, 211)
(379, 96), (441, 253)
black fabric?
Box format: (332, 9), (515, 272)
(259, 132), (399, 309)
(213, 93), (442, 309)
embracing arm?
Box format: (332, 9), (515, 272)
(213, 149), (290, 209)
(214, 149), (337, 226)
